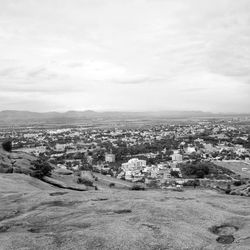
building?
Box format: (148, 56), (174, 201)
(55, 143), (66, 152)
(171, 153), (183, 162)
(16, 146), (46, 156)
(121, 158), (146, 171)
(105, 153), (116, 163)
(185, 146), (196, 154)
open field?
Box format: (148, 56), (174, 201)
(0, 173), (250, 250)
(214, 161), (250, 179)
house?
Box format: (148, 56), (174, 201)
(105, 153), (116, 163)
(171, 152), (183, 162)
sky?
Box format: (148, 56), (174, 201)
(0, 0), (250, 113)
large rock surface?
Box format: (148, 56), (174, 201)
(43, 176), (87, 191)
(0, 173), (250, 250)
(0, 148), (36, 174)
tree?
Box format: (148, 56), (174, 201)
(30, 157), (53, 179)
(180, 162), (210, 178)
(2, 140), (12, 152)
(196, 170), (205, 178)
(170, 170), (180, 178)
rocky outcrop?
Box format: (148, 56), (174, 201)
(42, 176), (88, 191)
(0, 148), (36, 174)
(230, 184), (250, 197)
(53, 168), (73, 175)
(0, 148), (89, 191)
(74, 171), (95, 186)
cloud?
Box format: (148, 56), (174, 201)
(181, 88), (209, 93)
(0, 0), (249, 112)
(27, 67), (58, 80)
(113, 75), (165, 84)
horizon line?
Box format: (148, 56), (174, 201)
(0, 109), (250, 115)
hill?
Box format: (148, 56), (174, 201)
(1, 148), (250, 249)
(0, 173), (250, 249)
(0, 110), (248, 126)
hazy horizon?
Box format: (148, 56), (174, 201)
(0, 109), (249, 115)
(1, 0), (250, 112)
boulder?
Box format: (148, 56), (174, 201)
(0, 148), (51, 176)
(54, 168), (73, 175)
(74, 171), (95, 186)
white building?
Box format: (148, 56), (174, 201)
(121, 158), (146, 171)
(55, 143), (73, 152)
(105, 153), (116, 163)
(185, 146), (196, 154)
(16, 146), (46, 156)
(171, 153), (183, 162)
(23, 133), (39, 139)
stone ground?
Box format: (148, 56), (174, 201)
(0, 173), (250, 250)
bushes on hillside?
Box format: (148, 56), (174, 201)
(183, 179), (200, 187)
(130, 183), (145, 191)
(2, 140), (12, 152)
(233, 180), (242, 186)
(30, 157), (53, 179)
(109, 182), (115, 188)
(76, 177), (93, 186)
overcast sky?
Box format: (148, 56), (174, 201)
(0, 0), (250, 113)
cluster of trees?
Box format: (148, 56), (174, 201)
(233, 136), (250, 149)
(103, 138), (179, 162)
(180, 162), (209, 178)
(179, 162), (234, 179)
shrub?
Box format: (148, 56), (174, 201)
(2, 140), (12, 152)
(170, 170), (180, 178)
(30, 158), (53, 179)
(183, 179), (200, 187)
(196, 170), (205, 178)
(146, 179), (158, 188)
(77, 177), (93, 186)
(233, 180), (242, 186)
(130, 183), (145, 191)
(109, 182), (115, 188)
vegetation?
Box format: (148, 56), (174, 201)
(179, 162), (235, 179)
(109, 182), (115, 188)
(30, 157), (53, 179)
(76, 177), (93, 186)
(170, 170), (180, 178)
(130, 183), (145, 190)
(2, 140), (12, 152)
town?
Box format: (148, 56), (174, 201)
(1, 116), (250, 191)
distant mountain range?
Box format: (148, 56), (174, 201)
(0, 110), (248, 125)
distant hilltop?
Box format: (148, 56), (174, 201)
(0, 110), (249, 126)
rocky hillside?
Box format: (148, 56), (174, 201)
(1, 146), (250, 249)
(0, 147), (37, 175)
(0, 146), (89, 191)
(0, 173), (250, 250)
